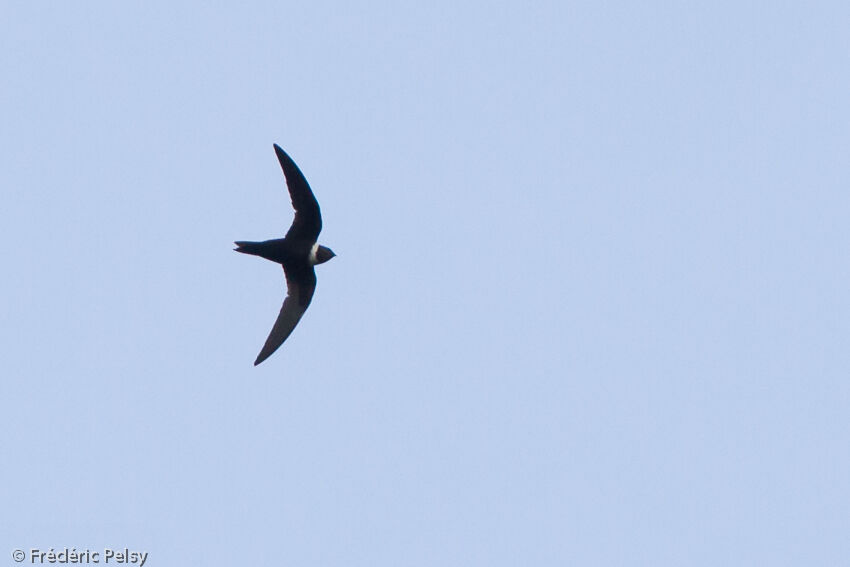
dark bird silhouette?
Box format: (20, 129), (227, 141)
(235, 145), (335, 365)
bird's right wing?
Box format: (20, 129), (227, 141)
(253, 264), (317, 366)
(274, 144), (322, 242)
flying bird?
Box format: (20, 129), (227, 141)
(235, 145), (335, 365)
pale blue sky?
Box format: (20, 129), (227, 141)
(2, 2), (849, 565)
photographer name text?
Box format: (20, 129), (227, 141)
(18, 549), (147, 566)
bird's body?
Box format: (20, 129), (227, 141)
(235, 145), (335, 366)
(235, 239), (331, 266)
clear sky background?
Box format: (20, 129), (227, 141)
(2, 2), (849, 565)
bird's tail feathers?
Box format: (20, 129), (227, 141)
(234, 241), (263, 255)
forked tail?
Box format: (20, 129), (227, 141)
(234, 241), (263, 256)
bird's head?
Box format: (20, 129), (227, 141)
(315, 245), (336, 265)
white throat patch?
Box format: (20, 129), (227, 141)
(309, 242), (320, 265)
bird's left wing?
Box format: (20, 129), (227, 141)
(253, 264), (317, 365)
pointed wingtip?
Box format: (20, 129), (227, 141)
(273, 144), (288, 165)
